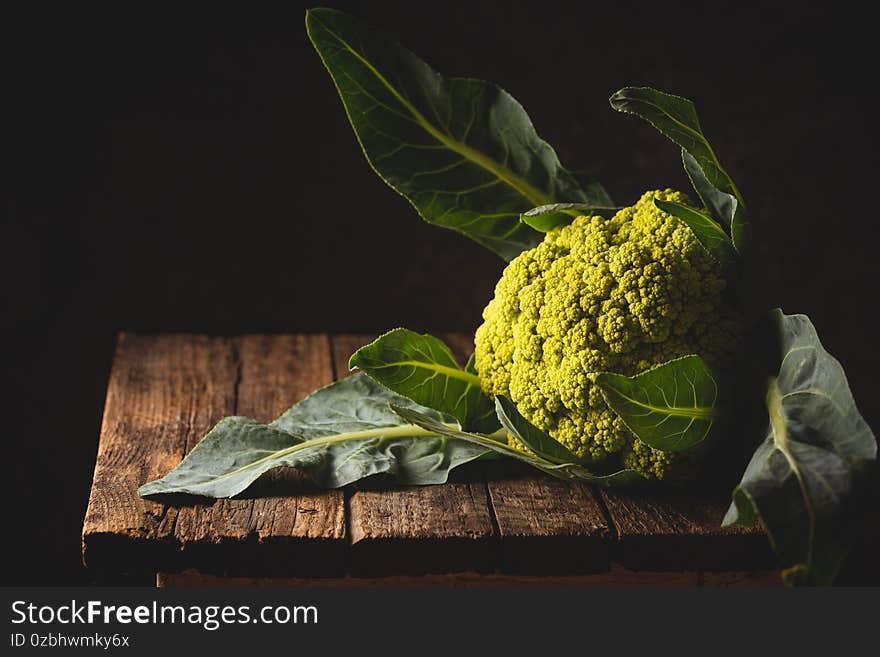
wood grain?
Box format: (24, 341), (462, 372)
(171, 335), (346, 576)
(486, 463), (612, 574)
(83, 333), (346, 575)
(235, 335), (344, 557)
(332, 334), (496, 575)
(82, 333), (238, 573)
(599, 488), (774, 571)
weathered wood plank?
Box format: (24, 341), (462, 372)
(485, 463), (612, 574)
(441, 332), (613, 574)
(332, 334), (497, 575)
(347, 476), (497, 576)
(84, 331), (784, 581)
(599, 488), (774, 571)
(235, 335), (344, 550)
(171, 334), (346, 576)
(82, 333), (238, 573)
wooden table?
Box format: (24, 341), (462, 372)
(82, 333), (779, 586)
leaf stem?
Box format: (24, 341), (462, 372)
(210, 423), (509, 485)
(766, 375), (815, 567)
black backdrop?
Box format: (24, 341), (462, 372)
(6, 2), (879, 584)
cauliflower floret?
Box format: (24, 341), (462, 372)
(475, 189), (740, 480)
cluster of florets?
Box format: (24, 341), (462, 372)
(474, 190), (741, 479)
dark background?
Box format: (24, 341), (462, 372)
(5, 2), (878, 584)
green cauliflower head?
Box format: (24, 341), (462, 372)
(474, 189), (742, 480)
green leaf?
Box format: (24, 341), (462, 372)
(494, 395), (579, 464)
(138, 373), (496, 498)
(723, 310), (877, 586)
(306, 7), (610, 261)
(349, 328), (499, 433)
(653, 198), (736, 266)
(391, 403), (644, 487)
(595, 355), (718, 452)
(520, 203), (620, 233)
(682, 149), (738, 233)
(609, 87), (749, 251)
